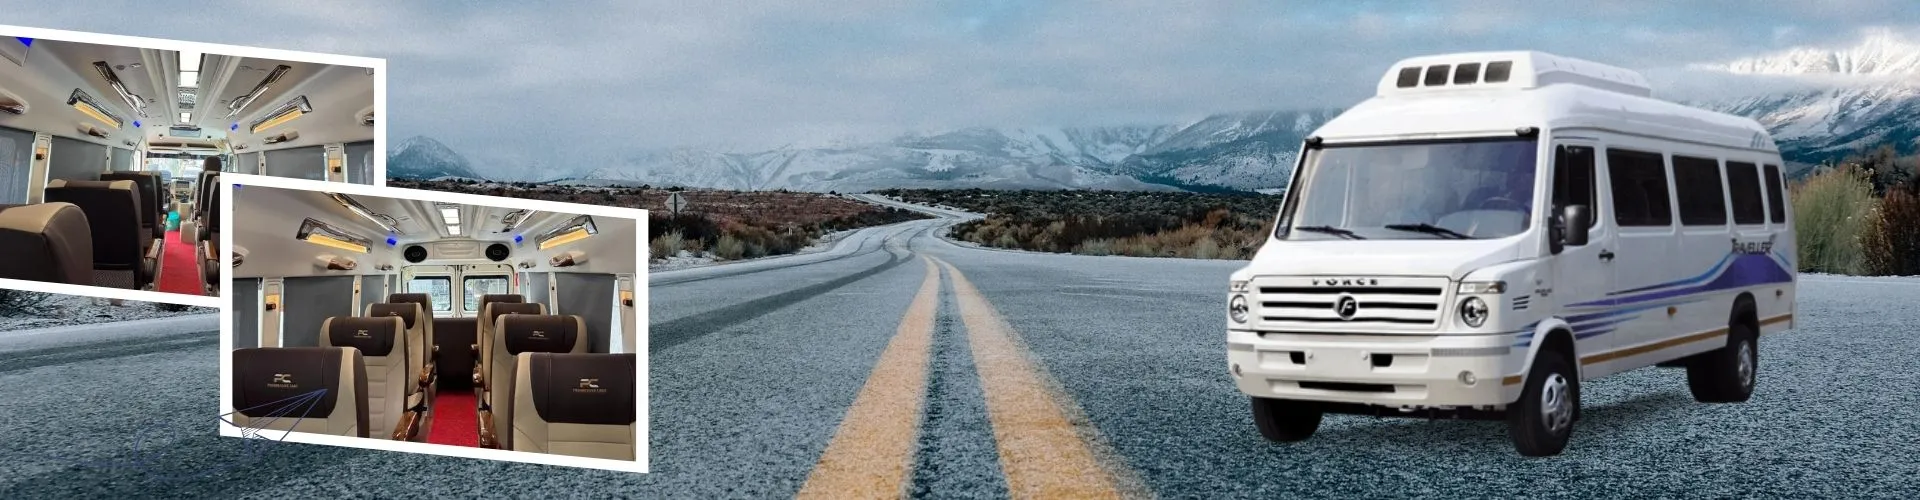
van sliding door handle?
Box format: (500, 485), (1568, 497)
(1598, 250), (1615, 262)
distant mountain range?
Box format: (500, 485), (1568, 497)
(391, 32), (1920, 191)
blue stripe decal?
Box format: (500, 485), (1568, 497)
(1606, 252), (1736, 296)
(1570, 253), (1793, 308)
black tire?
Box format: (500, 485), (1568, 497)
(1250, 397), (1322, 442)
(1688, 322), (1758, 403)
(1507, 350), (1579, 457)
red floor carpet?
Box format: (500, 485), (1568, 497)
(426, 391), (479, 447)
(157, 230), (201, 295)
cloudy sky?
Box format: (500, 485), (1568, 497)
(4, 1), (1917, 174)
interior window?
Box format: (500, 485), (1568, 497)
(407, 276), (453, 312)
(1551, 144), (1597, 233)
(463, 275), (510, 312)
(1764, 164), (1787, 223)
(1670, 155), (1727, 226)
(1604, 149), (1673, 227)
(1725, 161), (1765, 225)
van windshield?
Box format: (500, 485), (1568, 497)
(1276, 137), (1538, 241)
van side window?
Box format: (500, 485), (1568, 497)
(1670, 155), (1727, 226)
(1725, 161), (1766, 225)
(1763, 164), (1787, 223)
(1605, 149), (1672, 227)
(1551, 144), (1596, 228)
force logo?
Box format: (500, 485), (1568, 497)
(1312, 278), (1379, 287)
(268, 373), (296, 389)
(530, 330), (548, 340)
(575, 378), (606, 394)
(353, 329), (371, 338)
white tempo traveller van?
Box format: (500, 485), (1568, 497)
(1226, 52), (1798, 456)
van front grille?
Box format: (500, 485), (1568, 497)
(1248, 276), (1451, 331)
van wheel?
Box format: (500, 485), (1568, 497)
(1688, 323), (1758, 403)
(1250, 397), (1322, 442)
(1507, 351), (1578, 456)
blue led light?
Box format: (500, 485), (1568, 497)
(230, 123), (239, 131)
(514, 234), (523, 243)
(387, 236), (398, 246)
(15, 37), (31, 47)
(133, 120), (142, 128)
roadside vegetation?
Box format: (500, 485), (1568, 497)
(1794, 145), (1920, 276)
(877, 188), (1280, 260)
(392, 180), (930, 263)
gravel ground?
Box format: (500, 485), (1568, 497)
(0, 292), (216, 331)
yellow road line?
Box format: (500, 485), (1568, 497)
(797, 256), (943, 499)
(931, 256), (1126, 500)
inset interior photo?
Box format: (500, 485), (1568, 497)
(218, 177), (646, 473)
(0, 26), (382, 302)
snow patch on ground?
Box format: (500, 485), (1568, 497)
(647, 229), (859, 272)
(0, 293), (216, 331)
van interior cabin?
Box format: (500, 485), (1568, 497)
(226, 185), (638, 460)
(0, 35), (375, 293)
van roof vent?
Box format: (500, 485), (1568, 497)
(1377, 51), (1650, 98)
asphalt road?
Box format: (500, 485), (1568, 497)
(4, 200), (1919, 497)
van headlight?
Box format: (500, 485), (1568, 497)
(1230, 295), (1250, 324)
(1459, 297), (1489, 328)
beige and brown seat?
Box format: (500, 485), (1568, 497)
(479, 314), (586, 449)
(510, 352), (637, 459)
(43, 179), (156, 289)
(319, 316), (417, 440)
(475, 301), (545, 394)
(197, 175), (221, 294)
(432, 317), (478, 392)
(365, 301), (435, 405)
(100, 172), (167, 240)
(230, 346), (368, 438)
(0, 203), (93, 285)
(181, 170), (217, 244)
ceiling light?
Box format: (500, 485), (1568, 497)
(249, 95), (310, 134)
(178, 51), (202, 71)
(439, 207), (460, 224)
(447, 224), (461, 236)
(179, 112), (191, 123)
(296, 218), (372, 254)
(179, 71), (198, 88)
(536, 215), (598, 250)
(68, 89), (124, 128)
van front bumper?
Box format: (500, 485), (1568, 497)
(1227, 329), (1526, 408)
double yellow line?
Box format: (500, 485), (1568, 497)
(797, 255), (1134, 499)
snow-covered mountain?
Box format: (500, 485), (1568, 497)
(387, 136), (483, 180)
(391, 30), (1920, 190)
(1691, 29), (1920, 170)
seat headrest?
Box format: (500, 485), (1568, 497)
(0, 203), (93, 284)
(47, 179), (136, 191)
(527, 353), (636, 425)
(233, 347), (355, 419)
(500, 315), (579, 355)
(326, 317), (402, 357)
(486, 302), (545, 327)
(366, 303), (422, 329)
(387, 293), (433, 313)
(480, 294), (523, 305)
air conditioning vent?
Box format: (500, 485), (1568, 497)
(356, 106), (374, 127)
(169, 126), (202, 138)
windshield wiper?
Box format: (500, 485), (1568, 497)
(1293, 225), (1366, 240)
(1383, 222), (1472, 240)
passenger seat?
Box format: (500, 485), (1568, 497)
(99, 172), (167, 240)
(0, 203), (93, 285)
(230, 347), (369, 438)
(479, 314), (586, 449)
(319, 316), (417, 440)
(43, 179), (156, 289)
(197, 175), (222, 294)
(366, 301), (436, 406)
(475, 300), (545, 395)
(510, 352), (637, 460)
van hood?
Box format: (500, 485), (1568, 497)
(1241, 238), (1525, 280)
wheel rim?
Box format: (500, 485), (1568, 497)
(1539, 373), (1572, 433)
(1736, 340), (1755, 390)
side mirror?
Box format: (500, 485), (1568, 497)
(1562, 205), (1591, 247)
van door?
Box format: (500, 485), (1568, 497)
(1546, 142), (1613, 364)
(1589, 147), (1682, 376)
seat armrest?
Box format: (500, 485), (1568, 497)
(392, 409), (420, 441)
(476, 408), (498, 449)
